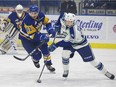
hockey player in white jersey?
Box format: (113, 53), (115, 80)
(49, 13), (115, 80)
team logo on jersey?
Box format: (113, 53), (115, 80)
(36, 22), (42, 31)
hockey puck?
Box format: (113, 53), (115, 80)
(37, 79), (41, 83)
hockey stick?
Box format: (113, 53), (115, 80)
(13, 41), (45, 61)
(37, 33), (57, 83)
(37, 62), (46, 83)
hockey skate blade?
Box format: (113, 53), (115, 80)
(50, 71), (56, 74)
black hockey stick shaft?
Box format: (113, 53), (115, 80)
(37, 33), (57, 83)
(37, 52), (53, 83)
(13, 48), (36, 61)
(13, 41), (45, 61)
(37, 63), (46, 83)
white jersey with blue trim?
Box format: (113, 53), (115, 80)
(60, 19), (88, 49)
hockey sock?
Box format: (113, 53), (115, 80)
(62, 57), (69, 71)
(90, 59), (107, 74)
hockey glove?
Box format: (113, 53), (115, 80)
(49, 43), (57, 52)
(40, 34), (49, 42)
(48, 29), (56, 37)
(55, 25), (60, 32)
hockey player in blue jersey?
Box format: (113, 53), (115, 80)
(49, 13), (115, 79)
(0, 4), (28, 54)
(19, 5), (56, 72)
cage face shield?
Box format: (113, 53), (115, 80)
(15, 4), (24, 17)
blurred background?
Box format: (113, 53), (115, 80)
(0, 0), (116, 16)
(0, 0), (116, 49)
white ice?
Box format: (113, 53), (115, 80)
(0, 48), (116, 87)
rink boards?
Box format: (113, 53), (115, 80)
(0, 14), (116, 49)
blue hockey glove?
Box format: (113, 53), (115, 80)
(40, 34), (49, 42)
(48, 29), (56, 37)
(55, 25), (60, 32)
(49, 43), (57, 52)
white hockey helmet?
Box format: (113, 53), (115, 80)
(15, 4), (23, 11)
(64, 13), (76, 21)
(15, 4), (24, 17)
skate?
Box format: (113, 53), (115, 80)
(0, 49), (6, 54)
(63, 70), (69, 78)
(46, 65), (55, 72)
(33, 61), (40, 68)
(105, 71), (115, 80)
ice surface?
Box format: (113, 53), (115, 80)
(0, 48), (116, 87)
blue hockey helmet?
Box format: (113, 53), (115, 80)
(29, 5), (39, 12)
